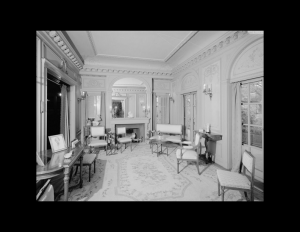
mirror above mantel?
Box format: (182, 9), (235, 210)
(111, 78), (150, 118)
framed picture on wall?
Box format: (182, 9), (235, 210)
(48, 134), (67, 153)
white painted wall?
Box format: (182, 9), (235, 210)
(172, 32), (264, 170)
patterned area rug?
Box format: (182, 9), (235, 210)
(67, 143), (264, 201)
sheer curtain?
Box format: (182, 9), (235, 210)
(100, 92), (105, 126)
(60, 85), (70, 147)
(231, 82), (242, 172)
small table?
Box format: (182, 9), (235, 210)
(107, 132), (118, 155)
(197, 131), (222, 164)
(149, 136), (176, 157)
(107, 143), (118, 155)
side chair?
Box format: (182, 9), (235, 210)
(176, 131), (204, 175)
(116, 127), (132, 153)
(87, 126), (108, 155)
(216, 150), (255, 201)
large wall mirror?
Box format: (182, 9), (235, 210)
(86, 94), (102, 125)
(112, 78), (148, 118)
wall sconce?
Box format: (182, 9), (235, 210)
(143, 105), (151, 117)
(169, 93), (175, 102)
(203, 84), (212, 99)
(80, 91), (87, 100)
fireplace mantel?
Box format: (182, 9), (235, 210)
(111, 118), (150, 124)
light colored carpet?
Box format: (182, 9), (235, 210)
(67, 142), (264, 201)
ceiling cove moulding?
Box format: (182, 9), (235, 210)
(47, 31), (84, 71)
(172, 31), (249, 76)
(79, 67), (172, 78)
(164, 31), (198, 62)
(86, 31), (97, 56)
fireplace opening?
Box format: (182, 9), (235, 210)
(115, 123), (145, 144)
(126, 128), (140, 141)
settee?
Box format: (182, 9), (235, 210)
(149, 124), (182, 143)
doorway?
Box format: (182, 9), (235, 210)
(241, 78), (263, 183)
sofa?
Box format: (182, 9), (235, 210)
(150, 124), (182, 143)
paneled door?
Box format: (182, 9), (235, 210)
(241, 78), (263, 183)
(183, 92), (197, 141)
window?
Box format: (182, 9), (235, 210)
(241, 79), (263, 148)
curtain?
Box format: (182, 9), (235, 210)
(231, 83), (242, 172)
(100, 92), (105, 126)
(152, 93), (156, 130)
(60, 85), (70, 147)
(162, 94), (169, 124)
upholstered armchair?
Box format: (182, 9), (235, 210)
(176, 131), (204, 175)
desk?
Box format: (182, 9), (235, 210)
(197, 131), (222, 164)
(36, 143), (84, 201)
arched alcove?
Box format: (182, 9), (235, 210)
(107, 76), (152, 140)
(109, 77), (149, 118)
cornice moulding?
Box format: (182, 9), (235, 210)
(79, 66), (173, 78)
(172, 31), (249, 76)
(43, 31), (83, 71)
(84, 56), (173, 71)
(56, 31), (84, 67)
(37, 31), (82, 75)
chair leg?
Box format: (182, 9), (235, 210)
(69, 167), (74, 184)
(74, 165), (78, 176)
(196, 159), (200, 175)
(251, 188), (254, 201)
(89, 165), (91, 182)
(94, 160), (96, 173)
(222, 187), (225, 201)
(244, 191), (248, 200)
(177, 160), (179, 174)
(106, 145), (107, 156)
(217, 179), (220, 196)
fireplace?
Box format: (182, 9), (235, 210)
(111, 118), (150, 142)
(115, 123), (145, 143)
